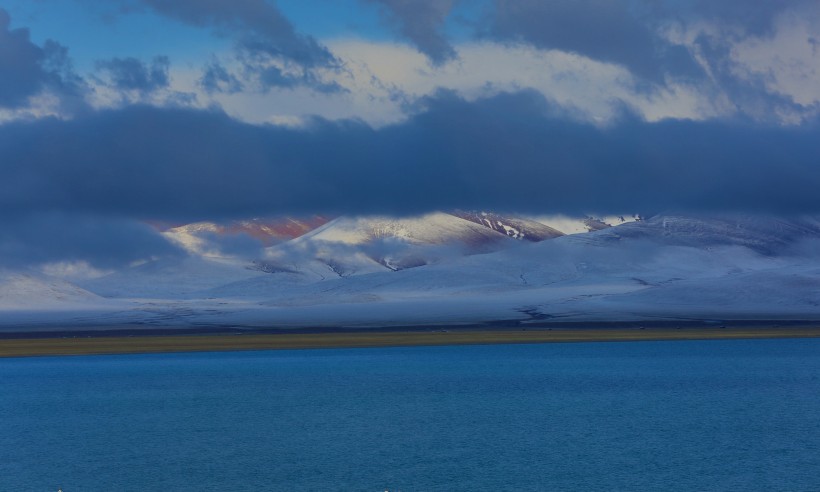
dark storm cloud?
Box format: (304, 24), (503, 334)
(2, 90), (819, 220)
(0, 213), (184, 268)
(366, 0), (459, 65)
(96, 56), (170, 93)
(0, 8), (86, 110)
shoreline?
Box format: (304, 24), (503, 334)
(2, 326), (820, 358)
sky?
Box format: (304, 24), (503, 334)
(1, 0), (820, 269)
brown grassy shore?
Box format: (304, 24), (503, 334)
(2, 326), (820, 358)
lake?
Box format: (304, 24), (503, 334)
(2, 339), (819, 491)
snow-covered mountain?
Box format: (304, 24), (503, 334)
(161, 215), (332, 256)
(258, 212), (530, 274)
(3, 213), (820, 329)
(164, 211), (569, 259)
(531, 214), (641, 234)
(79, 256), (267, 298)
(299, 212), (511, 246)
(451, 210), (564, 241)
(585, 214), (820, 255)
(0, 270), (102, 309)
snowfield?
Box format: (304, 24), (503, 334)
(2, 213), (820, 331)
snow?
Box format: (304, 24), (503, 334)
(3, 214), (820, 329)
(0, 270), (105, 309)
(531, 214), (639, 234)
(300, 212), (507, 246)
(163, 228), (214, 256)
(77, 256), (267, 299)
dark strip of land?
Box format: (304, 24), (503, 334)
(1, 327), (819, 358)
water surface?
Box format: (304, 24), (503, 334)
(2, 339), (819, 491)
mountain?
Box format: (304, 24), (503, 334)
(300, 212), (510, 246)
(78, 256), (267, 299)
(161, 215), (332, 256)
(532, 214), (641, 234)
(259, 212), (517, 274)
(450, 210), (564, 241)
(160, 211), (570, 262)
(0, 270), (102, 309)
(574, 214), (820, 255)
(169, 213), (820, 327)
(4, 213), (820, 329)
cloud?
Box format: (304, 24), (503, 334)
(664, 1), (813, 37)
(689, 5), (820, 118)
(728, 11), (820, 109)
(243, 55), (345, 94)
(485, 0), (703, 83)
(0, 212), (183, 269)
(325, 40), (721, 126)
(1, 90), (819, 222)
(484, 0), (815, 81)
(139, 0), (333, 66)
(0, 8), (86, 111)
(0, 9), (51, 109)
(366, 0), (459, 65)
(200, 60), (243, 94)
(480, 0), (820, 122)
(127, 0), (341, 92)
(95, 56), (170, 93)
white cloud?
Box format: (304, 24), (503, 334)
(153, 39), (723, 127)
(323, 39), (725, 124)
(730, 9), (820, 108)
(658, 5), (820, 124)
(6, 32), (818, 128)
(0, 91), (70, 123)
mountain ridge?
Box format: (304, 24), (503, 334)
(3, 213), (820, 328)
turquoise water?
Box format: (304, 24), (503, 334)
(2, 339), (820, 491)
